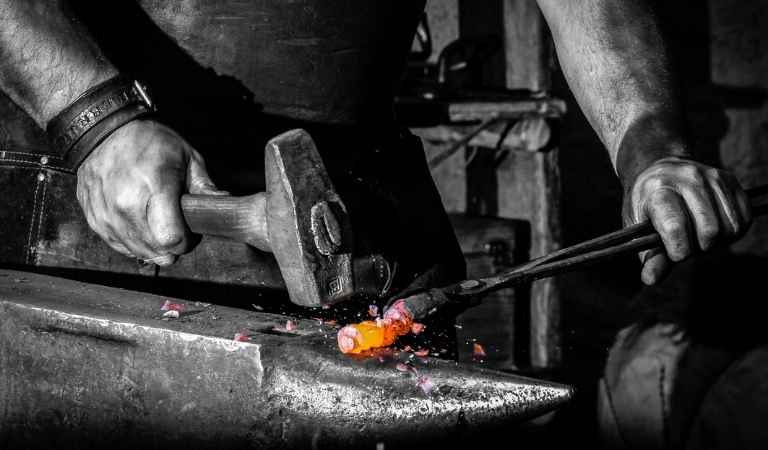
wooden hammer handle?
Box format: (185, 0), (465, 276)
(181, 193), (270, 252)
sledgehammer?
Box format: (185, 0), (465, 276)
(180, 129), (390, 307)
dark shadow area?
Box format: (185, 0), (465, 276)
(615, 253), (768, 448)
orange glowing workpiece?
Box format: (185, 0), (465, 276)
(337, 299), (413, 354)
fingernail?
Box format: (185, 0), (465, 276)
(640, 251), (650, 264)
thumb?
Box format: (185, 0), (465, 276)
(147, 184), (192, 258)
(187, 154), (228, 196)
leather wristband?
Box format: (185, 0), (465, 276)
(46, 76), (155, 170)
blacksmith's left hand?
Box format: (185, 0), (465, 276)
(623, 156), (751, 285)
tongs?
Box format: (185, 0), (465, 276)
(393, 185), (768, 321)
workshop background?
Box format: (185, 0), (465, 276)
(412, 0), (768, 445)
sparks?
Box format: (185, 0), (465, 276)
(416, 376), (435, 395)
(160, 300), (185, 313)
(234, 330), (250, 342)
(473, 343), (487, 358)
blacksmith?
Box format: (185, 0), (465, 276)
(0, 1), (753, 448)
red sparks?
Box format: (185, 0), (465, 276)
(414, 348), (429, 357)
(160, 300), (186, 313)
(368, 304), (379, 318)
(411, 323), (425, 335)
(234, 330), (250, 342)
(416, 376), (435, 395)
(473, 343), (487, 358)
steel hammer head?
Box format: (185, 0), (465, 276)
(266, 129), (356, 307)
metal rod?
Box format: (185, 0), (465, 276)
(401, 184), (768, 321)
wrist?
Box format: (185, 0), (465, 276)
(614, 113), (692, 191)
(41, 65), (119, 125)
(46, 75), (156, 170)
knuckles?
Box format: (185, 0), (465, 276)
(153, 229), (186, 250)
(111, 186), (146, 215)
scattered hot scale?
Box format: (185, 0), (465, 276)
(160, 299), (185, 319)
(233, 330), (250, 342)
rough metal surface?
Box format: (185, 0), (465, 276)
(0, 269), (573, 449)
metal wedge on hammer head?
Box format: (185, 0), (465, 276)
(181, 129), (382, 307)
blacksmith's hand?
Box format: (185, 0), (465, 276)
(76, 119), (225, 265)
(623, 156), (751, 285)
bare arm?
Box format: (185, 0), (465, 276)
(0, 0), (117, 126)
(0, 0), (222, 265)
(536, 0), (687, 180)
(537, 0), (751, 284)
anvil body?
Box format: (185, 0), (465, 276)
(0, 270), (572, 449)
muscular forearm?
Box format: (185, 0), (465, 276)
(537, 0), (689, 186)
(0, 0), (117, 126)
(538, 0), (751, 286)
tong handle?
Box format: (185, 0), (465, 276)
(509, 184), (768, 285)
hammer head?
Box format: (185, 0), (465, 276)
(266, 129), (356, 307)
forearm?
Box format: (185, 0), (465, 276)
(0, 0), (117, 126)
(537, 0), (690, 187)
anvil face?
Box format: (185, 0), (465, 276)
(0, 270), (573, 449)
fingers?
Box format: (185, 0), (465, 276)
(627, 157), (752, 285)
(707, 170), (752, 236)
(78, 183), (133, 256)
(187, 153), (228, 196)
(643, 187), (691, 263)
(639, 248), (671, 285)
(678, 185), (719, 251)
(146, 186), (192, 258)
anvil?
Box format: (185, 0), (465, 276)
(0, 269), (573, 449)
